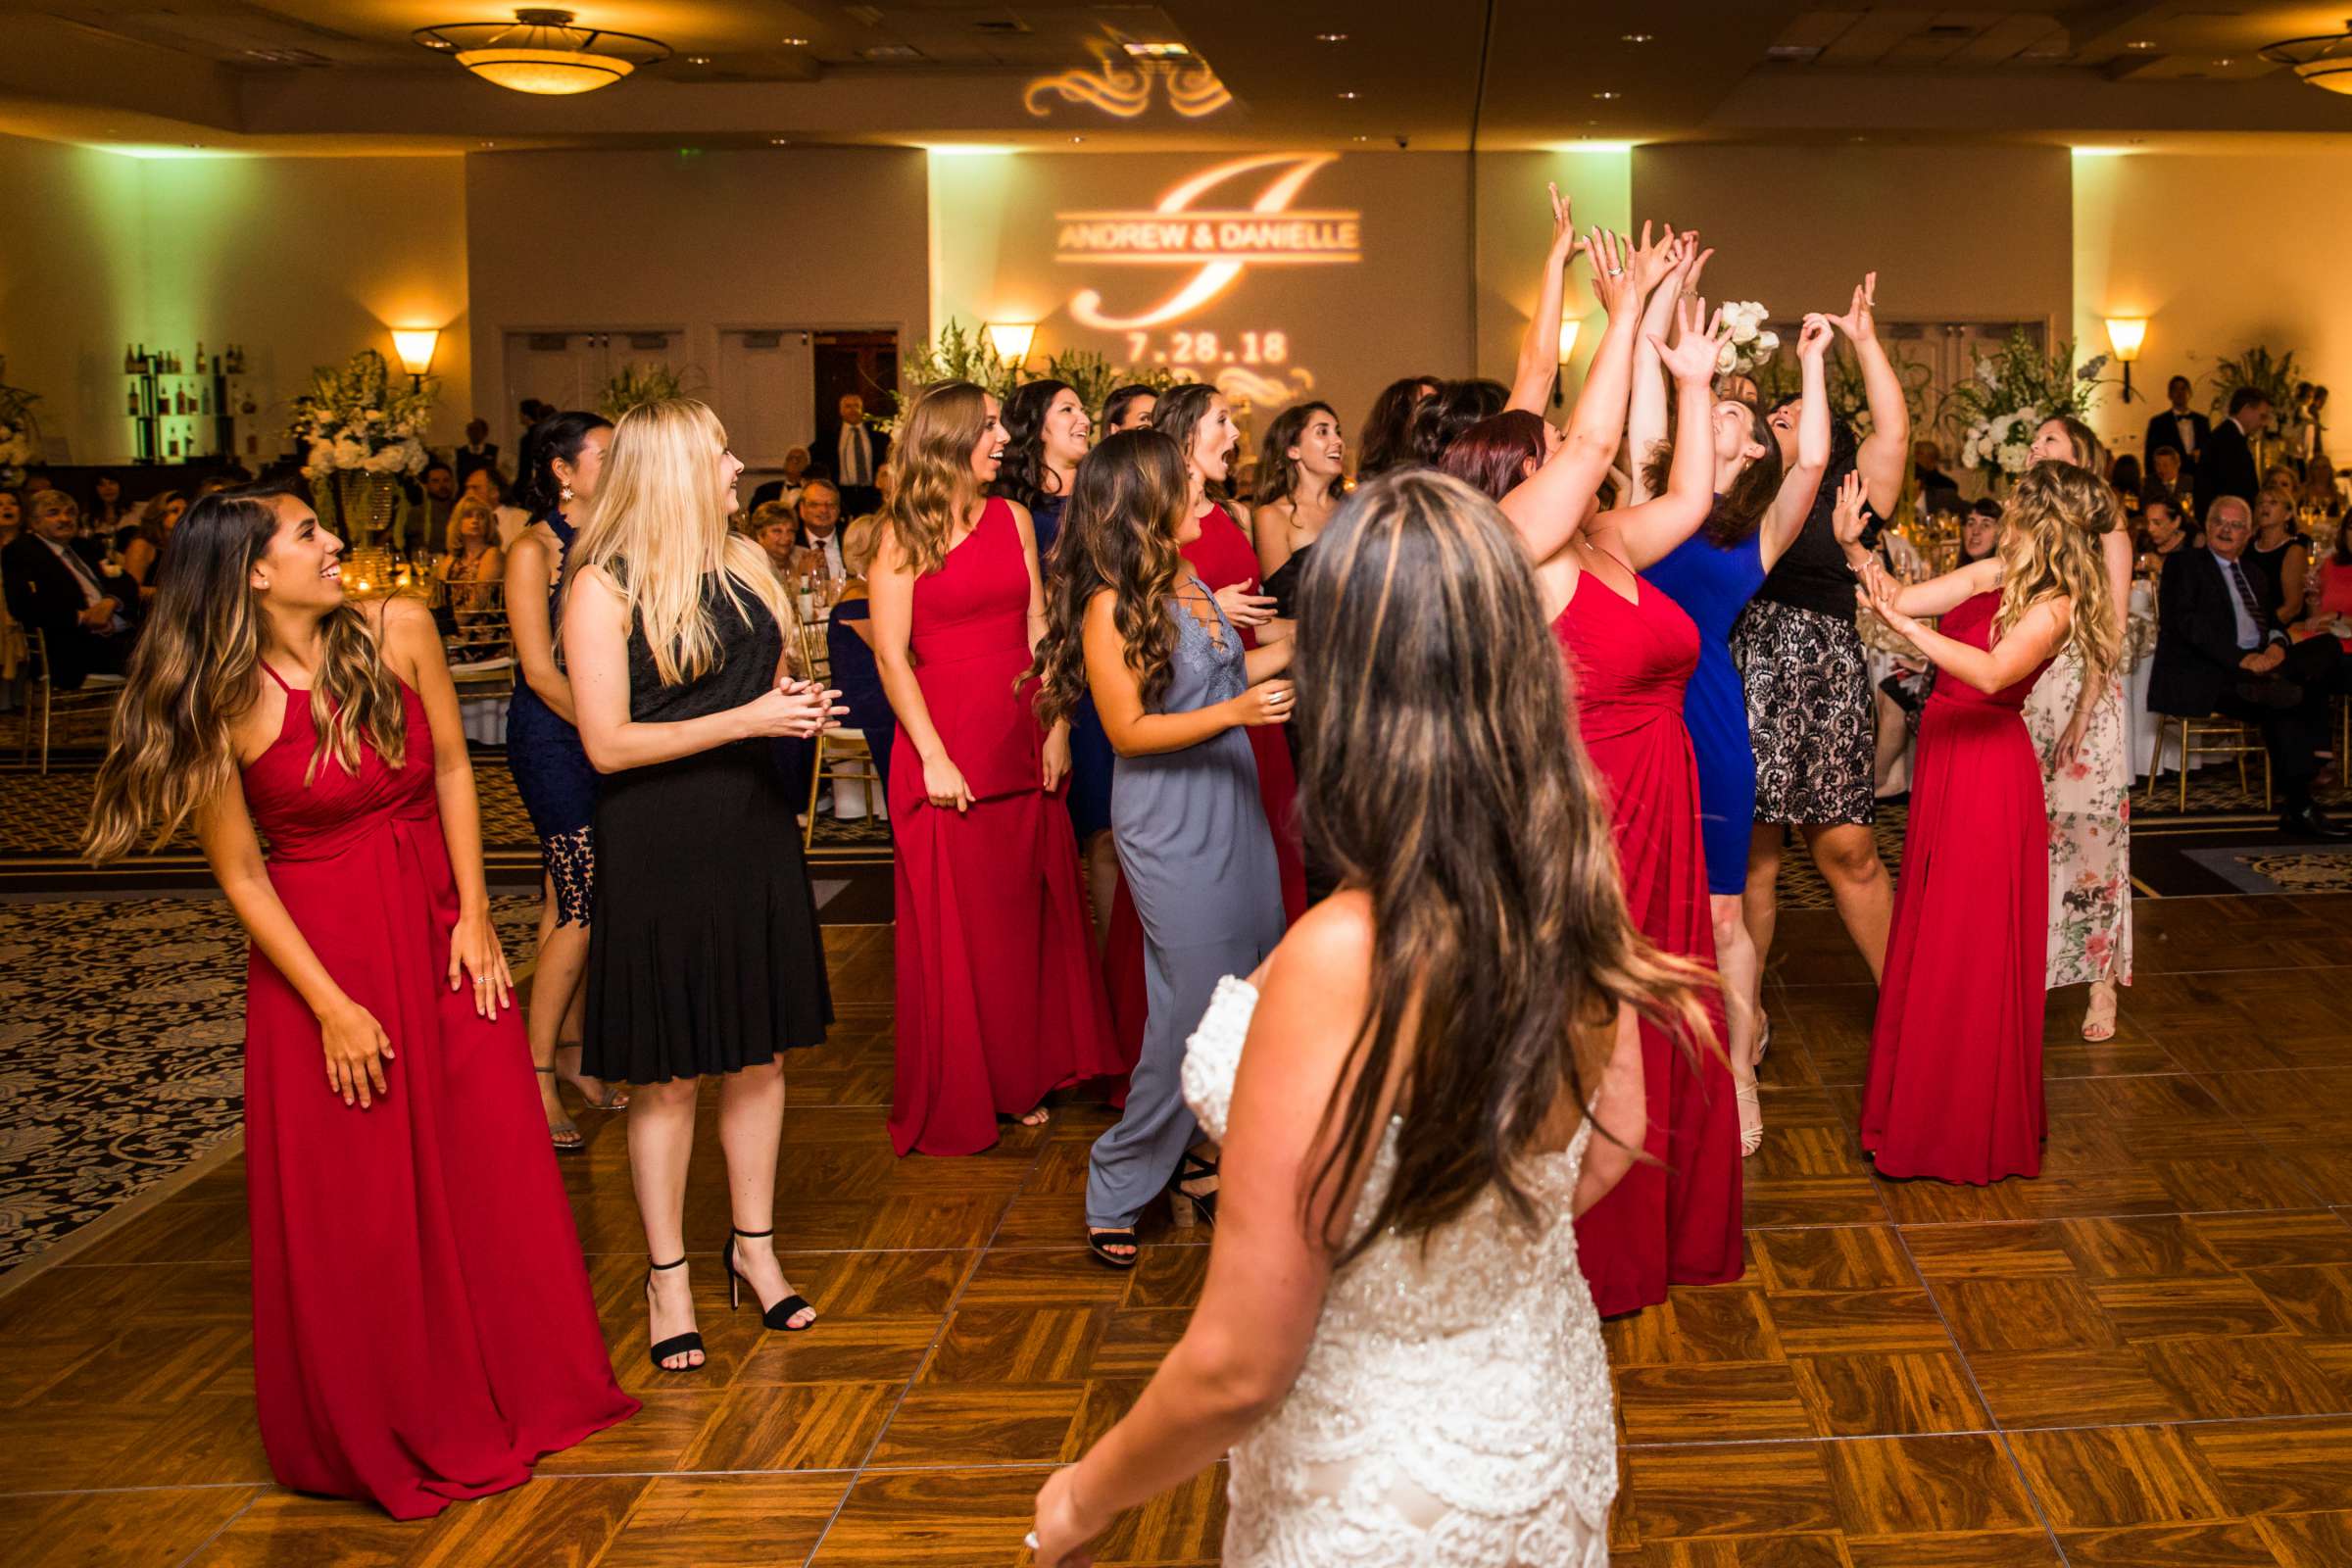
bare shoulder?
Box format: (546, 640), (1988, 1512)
(1259, 891), (1373, 995)
(377, 592), (436, 639)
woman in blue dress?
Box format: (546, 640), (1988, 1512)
(993, 378), (1121, 939)
(503, 411), (627, 1149)
(1630, 280), (1833, 1154)
(823, 513), (898, 805)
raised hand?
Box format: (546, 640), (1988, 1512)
(1653, 298), (1728, 385)
(1546, 182), (1579, 259)
(1830, 469), (1869, 547)
(1586, 228), (1637, 316)
(1828, 271), (1880, 344)
(1627, 219), (1683, 294)
(1798, 312), (1835, 363)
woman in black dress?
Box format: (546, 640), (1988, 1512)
(504, 411), (624, 1151)
(563, 398), (841, 1372)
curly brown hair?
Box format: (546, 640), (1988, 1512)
(1024, 428), (1191, 730)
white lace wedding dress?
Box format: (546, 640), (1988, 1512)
(1179, 977), (1615, 1567)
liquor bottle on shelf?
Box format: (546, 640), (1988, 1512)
(195, 340), (205, 373)
(127, 387), (140, 416)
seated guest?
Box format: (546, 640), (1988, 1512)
(2301, 459), (2345, 519)
(87, 473), (128, 534)
(1913, 438), (1960, 495)
(1959, 497), (2000, 564)
(3, 488), (141, 687)
(417, 459), (459, 544)
(434, 496), (506, 655)
(794, 478), (846, 579)
(750, 502), (799, 577)
(116, 490), (185, 601)
(2248, 489), (2311, 621)
(2199, 387), (2270, 513)
(2146, 444), (2189, 513)
(2294, 521), (2352, 654)
(2149, 496), (2346, 837)
(0, 487), (21, 550)
(454, 417), (501, 484)
(461, 466), (530, 548)
(2136, 494), (2195, 578)
(2108, 454), (2144, 520)
(824, 513), (896, 801)
(2146, 375), (2210, 469)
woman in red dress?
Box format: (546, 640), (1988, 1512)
(1848, 463), (2118, 1184)
(85, 482), (635, 1519)
(1446, 220), (1745, 1314)
(872, 381), (1121, 1155)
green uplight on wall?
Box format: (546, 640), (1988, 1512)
(91, 144), (249, 160)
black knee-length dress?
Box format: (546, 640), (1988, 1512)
(583, 569), (832, 1082)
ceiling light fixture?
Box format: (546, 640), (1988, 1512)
(780, 36), (808, 47)
(686, 55), (710, 65)
(1622, 33), (1653, 44)
(1591, 90), (1620, 100)
(2127, 39), (2155, 50)
(1337, 89), (1359, 99)
(2263, 20), (2352, 95)
(1315, 32), (1348, 43)
(416, 8), (670, 95)
(768, 136), (790, 145)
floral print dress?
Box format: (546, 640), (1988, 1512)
(2024, 648), (2132, 989)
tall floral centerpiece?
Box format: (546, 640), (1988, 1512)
(1949, 330), (2108, 486)
(288, 349), (434, 544)
(0, 365), (43, 484)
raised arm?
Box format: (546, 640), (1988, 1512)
(1085, 592), (1289, 757)
(1500, 226), (1676, 564)
(1599, 297), (1728, 569)
(1832, 472), (1994, 614)
(502, 531), (574, 724)
(564, 564), (831, 775)
(1626, 236), (1702, 505)
(1828, 272), (1908, 517)
(1506, 184), (1586, 415)
(1758, 315), (1835, 568)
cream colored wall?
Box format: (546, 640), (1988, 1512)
(1634, 144), (2073, 329)
(463, 145), (929, 424)
(1474, 149), (1632, 407)
(0, 134), (469, 466)
(2073, 151), (2352, 462)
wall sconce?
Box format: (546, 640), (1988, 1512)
(1552, 316), (1583, 407)
(391, 328), (441, 391)
(2104, 317), (2147, 403)
(984, 321), (1038, 369)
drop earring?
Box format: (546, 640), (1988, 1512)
(560, 484), (574, 502)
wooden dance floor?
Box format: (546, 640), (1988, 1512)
(6, 897), (2352, 1564)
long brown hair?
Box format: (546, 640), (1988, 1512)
(1252, 400), (1340, 509)
(1997, 459), (2121, 678)
(1026, 429), (1190, 730)
(886, 380), (990, 575)
(85, 486), (407, 860)
(1291, 469), (1712, 1261)
(1641, 405), (1787, 546)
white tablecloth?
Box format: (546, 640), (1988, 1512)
(460, 695), (509, 748)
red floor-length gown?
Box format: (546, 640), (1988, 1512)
(889, 499), (1122, 1155)
(1554, 569), (1745, 1316)
(1103, 503), (1305, 1060)
(241, 667), (635, 1520)
(1861, 591), (2050, 1183)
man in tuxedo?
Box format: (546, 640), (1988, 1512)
(2197, 388), (2271, 514)
(815, 394), (889, 518)
(453, 417), (502, 485)
(2148, 497), (2346, 837)
(2, 489), (140, 689)
(2144, 375), (2211, 475)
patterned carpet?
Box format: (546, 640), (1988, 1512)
(0, 895), (542, 1276)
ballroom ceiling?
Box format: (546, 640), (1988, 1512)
(3, 1), (2351, 155)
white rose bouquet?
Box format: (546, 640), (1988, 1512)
(288, 349), (435, 479)
(1716, 301), (1779, 377)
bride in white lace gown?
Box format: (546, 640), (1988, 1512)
(1030, 469), (1715, 1568)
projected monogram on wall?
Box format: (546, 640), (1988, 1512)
(1024, 38), (1233, 120)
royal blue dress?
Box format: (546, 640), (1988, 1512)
(1642, 524), (1769, 898)
(504, 510), (599, 924)
(1031, 492), (1116, 842)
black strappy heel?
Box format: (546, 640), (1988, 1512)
(722, 1228), (816, 1332)
(1168, 1151), (1219, 1229)
(644, 1257), (705, 1372)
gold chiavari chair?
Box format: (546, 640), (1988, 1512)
(19, 629), (125, 774)
(794, 612), (877, 851)
(442, 576), (515, 699)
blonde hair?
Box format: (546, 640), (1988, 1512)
(884, 381), (990, 575)
(1997, 460), (2120, 680)
(445, 495), (498, 554)
(565, 399), (797, 686)
(842, 512), (883, 576)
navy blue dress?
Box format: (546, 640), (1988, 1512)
(504, 510), (599, 924)
(1642, 523), (1768, 898)
(826, 595), (896, 800)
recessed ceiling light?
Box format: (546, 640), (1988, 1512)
(768, 136), (789, 144)
(1591, 90), (1620, 100)
(2128, 39), (2156, 50)
(780, 36), (808, 47)
(2214, 56), (2234, 66)
(686, 54), (710, 65)
(1622, 33), (1653, 44)
(479, 140), (496, 148)
(419, 35), (454, 51)
(1336, 89), (1359, 99)
(1315, 32), (1348, 43)
(1070, 134), (1085, 143)
(1350, 133), (1368, 141)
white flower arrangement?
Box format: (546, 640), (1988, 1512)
(0, 375), (42, 474)
(288, 349), (435, 479)
(0, 419), (35, 470)
(1959, 407), (2043, 477)
(1945, 330), (2109, 483)
(1716, 301), (1779, 377)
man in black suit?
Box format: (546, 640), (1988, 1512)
(814, 394), (890, 519)
(2, 488), (140, 689)
(453, 417), (502, 485)
(2197, 387), (2271, 515)
(2148, 496), (2346, 837)
(2144, 375), (2210, 475)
